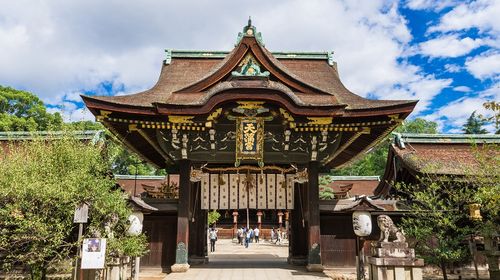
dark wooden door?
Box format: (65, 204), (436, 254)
(320, 235), (356, 267)
(141, 214), (177, 268)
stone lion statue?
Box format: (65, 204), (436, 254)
(377, 215), (406, 243)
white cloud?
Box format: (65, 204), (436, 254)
(444, 63), (462, 73)
(47, 103), (95, 123)
(418, 35), (484, 58)
(375, 74), (452, 114)
(426, 82), (500, 132)
(428, 0), (500, 37)
(465, 51), (500, 80)
(405, 0), (460, 11)
(0, 0), (420, 104)
(453, 86), (472, 92)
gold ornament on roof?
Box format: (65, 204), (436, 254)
(168, 115), (194, 124)
(307, 117), (333, 125)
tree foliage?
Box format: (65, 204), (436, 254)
(396, 143), (499, 280)
(333, 118), (439, 176)
(462, 111), (488, 134)
(0, 132), (148, 278)
(478, 101), (500, 134)
(207, 210), (221, 226)
(0, 86), (63, 131)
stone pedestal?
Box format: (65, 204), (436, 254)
(367, 242), (424, 280)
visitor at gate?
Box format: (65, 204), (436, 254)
(276, 228), (281, 244)
(270, 227), (275, 242)
(245, 228), (251, 248)
(209, 227), (218, 252)
(254, 226), (260, 243)
(249, 227), (254, 243)
(237, 227), (243, 245)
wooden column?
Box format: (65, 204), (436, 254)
(306, 161), (324, 272)
(171, 160), (191, 272)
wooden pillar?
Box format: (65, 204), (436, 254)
(171, 160), (191, 272)
(306, 161), (324, 272)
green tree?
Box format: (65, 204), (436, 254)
(396, 178), (473, 280)
(105, 134), (165, 176)
(396, 143), (500, 280)
(0, 86), (63, 131)
(333, 118), (438, 176)
(463, 111), (488, 134)
(63, 120), (104, 130)
(478, 101), (500, 134)
(0, 132), (148, 279)
(208, 210), (221, 227)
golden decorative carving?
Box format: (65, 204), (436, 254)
(388, 114), (402, 123)
(307, 117), (333, 125)
(235, 117), (264, 165)
(128, 124), (138, 132)
(168, 115), (194, 124)
(236, 101), (266, 110)
(96, 110), (112, 121)
(279, 108), (294, 122)
(207, 108), (223, 121)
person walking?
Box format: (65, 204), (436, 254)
(245, 228), (251, 248)
(254, 226), (260, 243)
(249, 227), (254, 243)
(271, 227), (275, 243)
(237, 227), (243, 245)
(209, 227), (218, 252)
(276, 228), (281, 245)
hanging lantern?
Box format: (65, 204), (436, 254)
(352, 211), (372, 237)
(468, 203), (482, 221)
(257, 210), (263, 223)
(278, 211), (284, 224)
(232, 210), (239, 224)
(127, 211), (144, 236)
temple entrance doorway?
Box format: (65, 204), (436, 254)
(195, 171), (301, 265)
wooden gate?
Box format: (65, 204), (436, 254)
(320, 235), (356, 267)
(141, 214), (177, 268)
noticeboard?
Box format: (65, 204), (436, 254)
(81, 238), (106, 269)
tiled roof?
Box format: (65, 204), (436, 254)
(393, 133), (500, 175)
(84, 50), (416, 110)
(375, 133), (500, 196)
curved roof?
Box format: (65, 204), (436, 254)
(83, 27), (416, 114)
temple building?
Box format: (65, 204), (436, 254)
(83, 20), (417, 272)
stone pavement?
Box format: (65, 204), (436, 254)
(163, 238), (330, 280)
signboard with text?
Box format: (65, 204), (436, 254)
(81, 238), (106, 269)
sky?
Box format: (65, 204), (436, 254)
(0, 0), (498, 133)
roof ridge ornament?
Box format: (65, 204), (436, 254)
(231, 53), (270, 77)
(235, 17), (265, 46)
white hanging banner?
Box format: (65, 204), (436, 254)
(200, 173), (294, 210)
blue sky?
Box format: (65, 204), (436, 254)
(0, 0), (498, 133)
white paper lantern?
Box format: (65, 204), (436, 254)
(352, 211), (372, 237)
(127, 212), (144, 236)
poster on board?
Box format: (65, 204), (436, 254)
(81, 238), (106, 269)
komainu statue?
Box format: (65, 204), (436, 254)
(377, 215), (406, 243)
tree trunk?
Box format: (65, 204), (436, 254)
(440, 261), (448, 280)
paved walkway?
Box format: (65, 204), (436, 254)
(164, 239), (330, 280)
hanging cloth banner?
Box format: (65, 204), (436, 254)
(201, 173), (294, 210)
(235, 117), (264, 167)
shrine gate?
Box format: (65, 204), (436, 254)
(83, 20), (416, 272)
